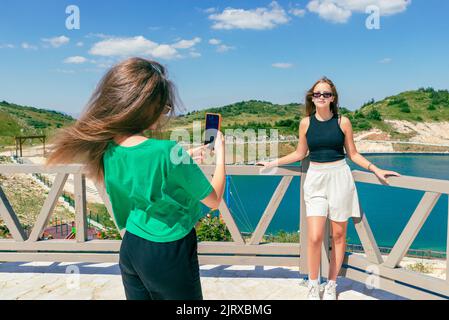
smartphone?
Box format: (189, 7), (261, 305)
(204, 113), (222, 149)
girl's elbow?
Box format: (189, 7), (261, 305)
(215, 195), (224, 208)
(347, 152), (359, 160)
(208, 195), (223, 209)
(295, 150), (305, 161)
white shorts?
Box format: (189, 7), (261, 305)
(303, 159), (361, 222)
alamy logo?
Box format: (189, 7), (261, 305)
(365, 264), (380, 290)
(66, 265), (81, 289)
(66, 5), (80, 30)
(366, 5), (380, 30)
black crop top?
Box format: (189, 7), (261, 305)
(305, 112), (346, 162)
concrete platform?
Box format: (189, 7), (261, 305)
(0, 261), (406, 300)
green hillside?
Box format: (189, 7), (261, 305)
(169, 100), (305, 135)
(1, 87), (448, 148)
(339, 87), (449, 138)
(359, 87), (449, 121)
(169, 88), (449, 137)
(0, 100), (75, 147)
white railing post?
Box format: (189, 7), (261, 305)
(299, 157), (309, 274)
(74, 173), (88, 242)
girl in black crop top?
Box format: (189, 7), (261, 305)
(257, 77), (400, 299)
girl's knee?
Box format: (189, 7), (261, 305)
(308, 233), (324, 246)
(331, 230), (346, 244)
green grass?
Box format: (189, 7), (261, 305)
(358, 88), (449, 123)
(0, 100), (76, 147)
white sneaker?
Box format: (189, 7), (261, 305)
(322, 281), (337, 300)
(307, 281), (321, 300)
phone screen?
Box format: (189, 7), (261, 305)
(204, 114), (220, 148)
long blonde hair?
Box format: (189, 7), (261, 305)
(46, 57), (178, 183)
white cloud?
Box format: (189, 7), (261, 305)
(307, 0), (351, 23)
(172, 37), (201, 49)
(208, 38), (234, 53)
(204, 7), (217, 14)
(151, 44), (179, 59)
(76, 41), (84, 47)
(216, 44), (235, 53)
(91, 58), (116, 69)
(85, 33), (112, 39)
(0, 44), (15, 49)
(272, 62), (294, 69)
(89, 36), (200, 60)
(307, 0), (411, 23)
(21, 42), (38, 50)
(209, 38), (222, 45)
(335, 0), (411, 16)
(42, 35), (70, 48)
(289, 8), (306, 17)
(90, 36), (159, 56)
(379, 57), (392, 64)
(189, 51), (202, 58)
(54, 69), (75, 74)
(209, 1), (290, 30)
(64, 56), (88, 64)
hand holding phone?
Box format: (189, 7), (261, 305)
(204, 113), (222, 150)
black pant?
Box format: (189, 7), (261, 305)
(119, 228), (203, 300)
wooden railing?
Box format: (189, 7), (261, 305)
(0, 158), (449, 299)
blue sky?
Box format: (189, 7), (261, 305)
(0, 0), (448, 118)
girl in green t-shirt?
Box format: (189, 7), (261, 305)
(47, 57), (226, 300)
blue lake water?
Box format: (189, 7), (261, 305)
(207, 154), (449, 252)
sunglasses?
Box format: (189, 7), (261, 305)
(312, 92), (333, 99)
(162, 105), (172, 115)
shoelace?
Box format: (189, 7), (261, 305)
(308, 284), (320, 296)
(325, 282), (336, 293)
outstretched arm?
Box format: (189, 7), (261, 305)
(257, 117), (310, 168)
(341, 116), (401, 184)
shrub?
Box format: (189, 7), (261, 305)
(388, 97), (405, 106)
(360, 98), (375, 109)
(275, 119), (295, 127)
(354, 119), (372, 130)
(366, 108), (382, 121)
(394, 100), (411, 113)
(27, 119), (48, 129)
(406, 262), (433, 274)
(339, 107), (352, 115)
(430, 90), (449, 107)
(418, 87), (435, 93)
(265, 230), (299, 243)
(196, 213), (232, 242)
(354, 111), (365, 119)
(400, 106), (411, 113)
(0, 224), (10, 238)
(97, 228), (122, 240)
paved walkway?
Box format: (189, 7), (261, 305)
(0, 261), (405, 300)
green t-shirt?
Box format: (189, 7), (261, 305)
(103, 138), (213, 242)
